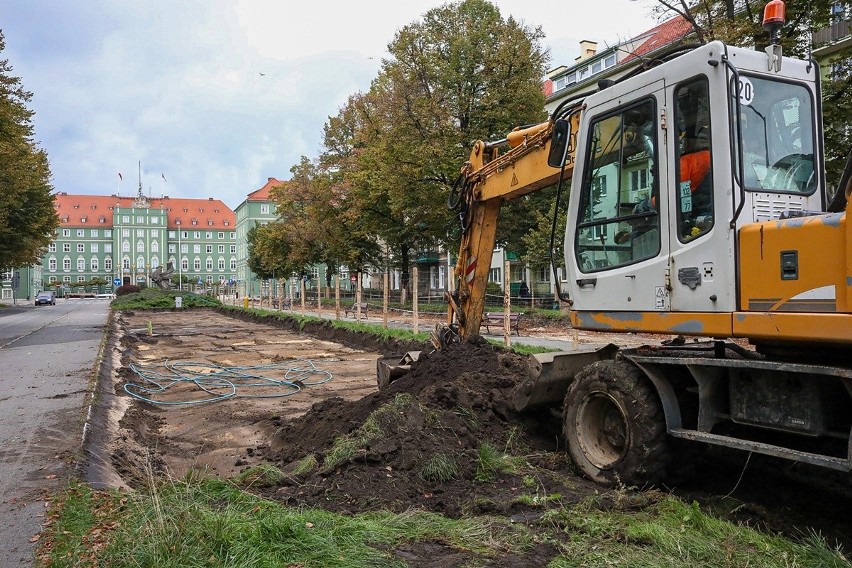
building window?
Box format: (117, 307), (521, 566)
(151, 217), (159, 224)
(151, 241), (159, 253)
(181, 244), (188, 254)
(49, 276), (57, 283)
(169, 231), (176, 239)
(104, 258), (112, 271)
(230, 232), (236, 239)
(123, 257), (130, 270)
(136, 229), (144, 237)
(77, 258), (86, 271)
(90, 229), (98, 237)
(77, 243), (85, 252)
(91, 257), (99, 271)
(48, 243), (56, 252)
(181, 258), (189, 271)
(77, 229), (84, 237)
(78, 276), (86, 283)
(218, 232), (224, 239)
(90, 243), (99, 253)
(193, 244), (201, 254)
(489, 267), (501, 284)
(230, 259), (236, 270)
(206, 232), (212, 239)
(137, 241), (145, 252)
(218, 245), (225, 253)
(63, 229), (70, 237)
(136, 216), (144, 223)
(105, 230), (112, 238)
(122, 215), (130, 223)
(206, 245), (213, 253)
(230, 245), (236, 254)
(194, 232), (200, 239)
(206, 259), (213, 271)
(63, 276), (71, 283)
(63, 243), (71, 252)
(49, 258), (57, 270)
(151, 257), (159, 269)
(136, 256), (144, 271)
(260, 204), (270, 214)
(194, 259), (201, 271)
(604, 54), (616, 68)
(122, 241), (130, 252)
(122, 229), (129, 237)
(218, 258), (225, 271)
(105, 243), (112, 253)
(181, 231), (188, 239)
(537, 265), (551, 282)
(169, 244), (176, 254)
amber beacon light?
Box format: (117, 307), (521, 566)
(763, 0), (786, 43)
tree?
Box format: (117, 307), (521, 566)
(0, 32), (57, 270)
(246, 223), (299, 281)
(331, 0), (549, 292)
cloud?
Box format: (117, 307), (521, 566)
(2, 0), (659, 209)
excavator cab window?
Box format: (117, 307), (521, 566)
(674, 77), (714, 242)
(734, 75), (816, 194)
(576, 98), (660, 272)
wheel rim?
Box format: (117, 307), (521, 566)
(575, 391), (629, 470)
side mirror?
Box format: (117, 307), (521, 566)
(548, 118), (572, 168)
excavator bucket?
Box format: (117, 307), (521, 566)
(511, 344), (619, 411)
(376, 351), (424, 390)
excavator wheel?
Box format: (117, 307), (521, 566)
(562, 360), (669, 486)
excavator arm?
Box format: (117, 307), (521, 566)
(447, 111), (581, 340)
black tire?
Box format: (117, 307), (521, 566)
(563, 360), (669, 486)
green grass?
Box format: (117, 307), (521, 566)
(543, 496), (851, 568)
(419, 453), (460, 483)
(39, 477), (517, 568)
(40, 478), (849, 568)
(323, 393), (416, 471)
(474, 442), (524, 482)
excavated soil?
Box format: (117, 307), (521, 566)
(96, 307), (852, 564)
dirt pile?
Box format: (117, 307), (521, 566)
(262, 339), (600, 518)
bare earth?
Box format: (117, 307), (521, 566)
(87, 307), (852, 565)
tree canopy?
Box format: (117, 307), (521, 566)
(258, 0), (550, 292)
(0, 31), (57, 270)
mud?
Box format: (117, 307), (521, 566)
(96, 307), (852, 564)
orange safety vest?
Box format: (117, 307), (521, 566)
(680, 150), (711, 192)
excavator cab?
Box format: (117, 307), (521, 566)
(379, 20), (852, 485)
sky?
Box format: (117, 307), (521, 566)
(1, 0), (662, 210)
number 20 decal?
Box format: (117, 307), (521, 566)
(738, 77), (755, 106)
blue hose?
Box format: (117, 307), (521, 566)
(124, 358), (334, 405)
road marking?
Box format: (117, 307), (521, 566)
(0, 310), (76, 350)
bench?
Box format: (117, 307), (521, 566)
(344, 302), (369, 318)
(481, 312), (522, 335)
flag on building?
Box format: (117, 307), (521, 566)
(162, 173), (167, 182)
(118, 172), (123, 181)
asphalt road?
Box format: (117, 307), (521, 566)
(0, 298), (110, 566)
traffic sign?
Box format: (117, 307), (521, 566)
(113, 278), (122, 287)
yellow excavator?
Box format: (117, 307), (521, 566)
(379, 2), (852, 485)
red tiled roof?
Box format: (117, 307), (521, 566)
(620, 15), (693, 64)
(53, 193), (236, 230)
(246, 177), (284, 201)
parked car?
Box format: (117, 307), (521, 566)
(35, 291), (56, 306)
